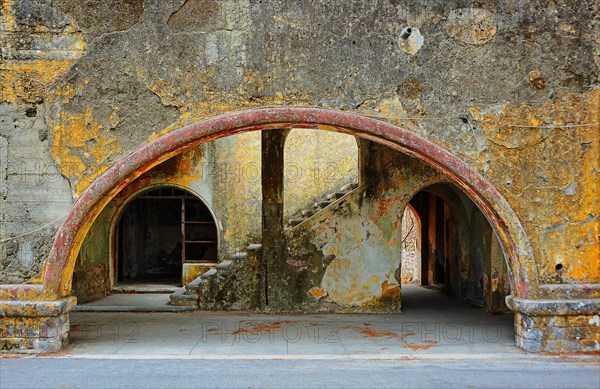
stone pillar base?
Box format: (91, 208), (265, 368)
(507, 296), (600, 353)
(0, 297), (76, 354)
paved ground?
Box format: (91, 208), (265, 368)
(76, 293), (194, 312)
(2, 358), (599, 388)
(2, 286), (598, 388)
(69, 285), (518, 357)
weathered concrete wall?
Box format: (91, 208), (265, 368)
(2, 0), (598, 287)
(0, 103), (73, 284)
(1, 0), (599, 353)
(284, 141), (442, 312)
(286, 188), (403, 312)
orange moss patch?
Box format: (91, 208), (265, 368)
(381, 280), (400, 298)
(309, 287), (326, 298)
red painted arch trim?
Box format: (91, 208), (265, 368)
(40, 107), (535, 298)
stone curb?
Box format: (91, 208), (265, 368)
(506, 296), (600, 316)
(0, 297), (77, 317)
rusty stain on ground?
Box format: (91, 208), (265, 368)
(231, 321), (294, 336)
(404, 340), (438, 351)
(359, 328), (403, 339)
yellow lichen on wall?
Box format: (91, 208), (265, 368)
(50, 108), (122, 197)
(157, 147), (204, 186)
(1, 60), (78, 103)
(0, 1), (86, 103)
(376, 96), (407, 118)
(215, 132), (262, 250)
(470, 88), (600, 283)
(142, 67), (318, 143)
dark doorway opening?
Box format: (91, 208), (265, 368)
(403, 183), (510, 314)
(116, 187), (218, 285)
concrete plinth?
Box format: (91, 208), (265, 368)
(0, 297), (76, 353)
(507, 296), (600, 353)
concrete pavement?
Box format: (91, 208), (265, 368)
(2, 286), (598, 388)
(2, 358), (599, 388)
(66, 285), (518, 357)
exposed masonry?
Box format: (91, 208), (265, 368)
(0, 0), (598, 354)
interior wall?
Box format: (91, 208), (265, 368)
(283, 129), (358, 218)
(284, 140), (442, 312)
(72, 203), (113, 303)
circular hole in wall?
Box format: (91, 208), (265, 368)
(401, 28), (412, 40)
(555, 263), (563, 271)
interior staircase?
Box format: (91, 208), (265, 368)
(170, 179), (360, 308)
(287, 179), (358, 229)
(169, 262), (231, 308)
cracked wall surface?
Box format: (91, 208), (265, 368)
(0, 0), (597, 285)
(0, 0), (599, 353)
(29, 0), (594, 288)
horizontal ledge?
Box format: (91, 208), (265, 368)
(506, 295), (600, 316)
(0, 284), (46, 300)
(0, 296), (77, 317)
(75, 304), (196, 312)
(537, 283), (600, 299)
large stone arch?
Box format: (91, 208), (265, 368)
(3, 107), (536, 301)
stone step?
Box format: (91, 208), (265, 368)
(301, 209), (316, 218)
(169, 288), (198, 307)
(289, 218), (305, 227)
(216, 260), (233, 270)
(184, 277), (203, 295)
(247, 243), (262, 251)
(201, 268), (218, 279)
(313, 200), (331, 209)
(340, 182), (358, 192)
(327, 192), (346, 201)
(231, 252), (248, 261)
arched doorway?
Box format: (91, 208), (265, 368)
(403, 183), (510, 313)
(116, 186), (218, 286)
(400, 205), (421, 286)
